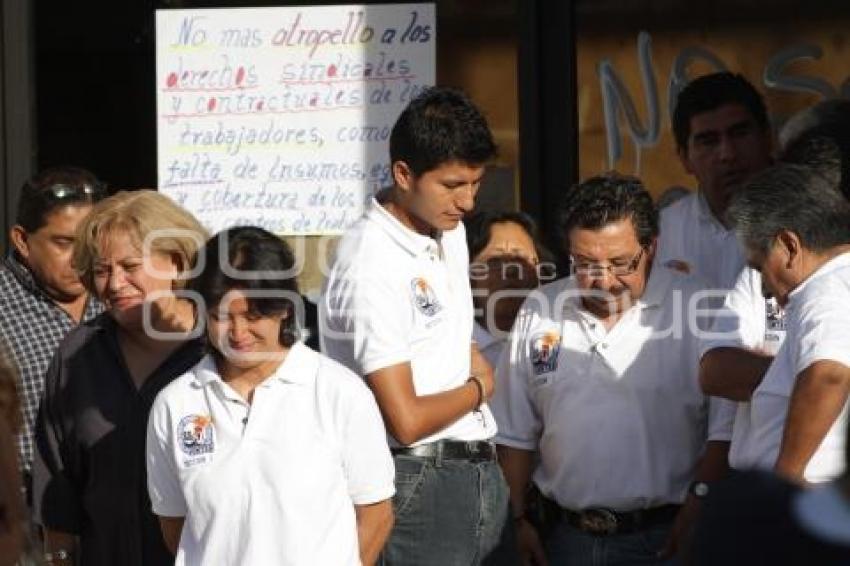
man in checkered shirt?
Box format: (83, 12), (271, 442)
(0, 167), (105, 501)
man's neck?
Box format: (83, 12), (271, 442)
(52, 293), (89, 324)
(382, 192), (435, 238)
(803, 245), (850, 282)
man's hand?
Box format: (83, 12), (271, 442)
(658, 497), (700, 561)
(516, 518), (548, 566)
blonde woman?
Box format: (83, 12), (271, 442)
(33, 190), (208, 566)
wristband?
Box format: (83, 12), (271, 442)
(467, 375), (485, 409)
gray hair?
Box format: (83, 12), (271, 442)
(780, 99), (850, 200)
(726, 163), (850, 256)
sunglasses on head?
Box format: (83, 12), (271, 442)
(29, 181), (107, 201)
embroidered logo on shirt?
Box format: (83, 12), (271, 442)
(178, 414), (215, 457)
(531, 331), (561, 375)
(765, 297), (786, 332)
(664, 259), (691, 274)
(763, 297), (787, 355)
(411, 277), (442, 316)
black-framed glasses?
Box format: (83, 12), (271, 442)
(29, 181), (107, 201)
(570, 247), (645, 278)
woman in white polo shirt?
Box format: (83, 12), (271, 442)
(146, 226), (395, 566)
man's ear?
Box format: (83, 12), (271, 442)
(392, 160), (414, 193)
(645, 236), (658, 263)
(776, 229), (802, 268)
(9, 225), (30, 259)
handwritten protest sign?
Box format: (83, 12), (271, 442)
(156, 4), (435, 235)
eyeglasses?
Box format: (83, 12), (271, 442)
(570, 248), (645, 278)
(27, 181), (106, 201)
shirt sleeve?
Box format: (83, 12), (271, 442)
(31, 352), (82, 532)
(491, 301), (543, 451)
(340, 376), (396, 505)
(706, 397), (736, 442)
(700, 267), (766, 357)
(792, 285), (850, 375)
(146, 395), (187, 518)
(321, 261), (413, 377)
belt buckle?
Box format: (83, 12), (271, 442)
(579, 508), (618, 535)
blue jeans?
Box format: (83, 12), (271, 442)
(379, 453), (517, 566)
(546, 519), (678, 566)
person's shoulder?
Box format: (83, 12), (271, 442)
(315, 349), (370, 393)
(658, 192), (697, 226)
(152, 356), (211, 407)
(333, 212), (386, 262)
(0, 265), (31, 309)
(55, 312), (112, 358)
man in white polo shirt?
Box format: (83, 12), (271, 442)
(658, 72), (773, 290)
(494, 175), (731, 566)
(320, 87), (515, 565)
(724, 163), (850, 483)
(699, 101), (850, 470)
(659, 72), (782, 380)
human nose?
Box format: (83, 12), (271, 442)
(228, 317), (248, 340)
(718, 134), (738, 162)
(107, 266), (127, 292)
(456, 184), (476, 212)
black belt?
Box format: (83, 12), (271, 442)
(562, 504), (681, 536)
(391, 440), (496, 462)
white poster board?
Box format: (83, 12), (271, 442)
(155, 4), (435, 235)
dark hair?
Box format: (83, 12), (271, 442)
(389, 86), (497, 176)
(15, 166), (105, 232)
(557, 173), (658, 252)
(190, 226), (300, 348)
(727, 163), (850, 255)
(465, 210), (539, 261)
(780, 99), (850, 201)
(672, 72), (769, 151)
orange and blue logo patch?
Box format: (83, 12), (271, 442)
(531, 331), (561, 375)
(178, 414), (215, 457)
(411, 277), (442, 316)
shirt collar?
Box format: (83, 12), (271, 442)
(788, 251), (850, 302)
(366, 197), (442, 258)
(4, 251), (42, 296)
(694, 191), (729, 233)
(194, 341), (318, 388)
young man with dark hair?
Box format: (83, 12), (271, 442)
(494, 174), (730, 565)
(0, 166), (105, 499)
(320, 87), (516, 565)
(660, 71), (774, 288)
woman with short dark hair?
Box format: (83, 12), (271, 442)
(146, 226), (395, 566)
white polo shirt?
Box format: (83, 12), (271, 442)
(662, 192), (788, 456)
(658, 191), (746, 290)
(729, 253), (850, 482)
(320, 198), (496, 447)
(492, 264), (732, 511)
(146, 342), (395, 566)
